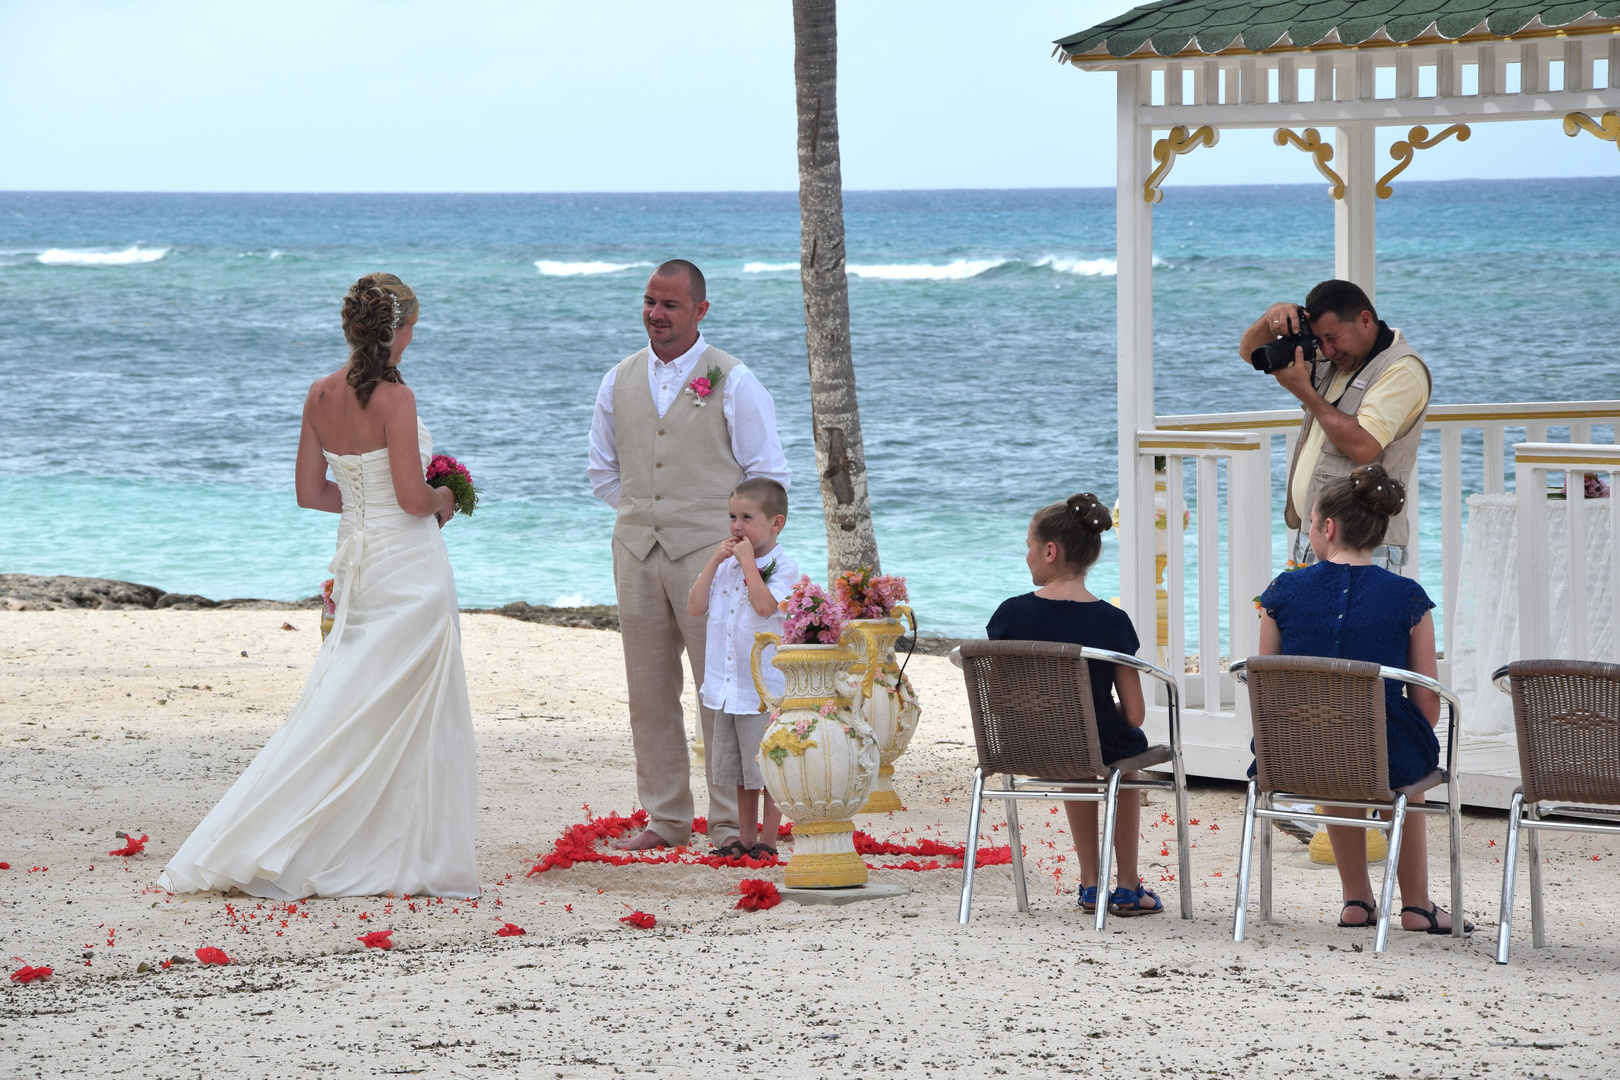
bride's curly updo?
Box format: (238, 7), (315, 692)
(342, 273), (419, 407)
(1315, 463), (1406, 550)
(1030, 492), (1113, 575)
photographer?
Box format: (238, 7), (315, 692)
(1239, 279), (1431, 570)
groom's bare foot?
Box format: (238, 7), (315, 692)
(609, 828), (671, 851)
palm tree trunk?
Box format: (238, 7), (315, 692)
(793, 0), (880, 576)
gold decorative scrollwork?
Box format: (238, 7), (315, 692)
(1273, 127), (1345, 200)
(1376, 124), (1471, 199)
(1563, 111), (1620, 151)
(1144, 125), (1219, 204)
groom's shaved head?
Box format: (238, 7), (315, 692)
(653, 259), (706, 304)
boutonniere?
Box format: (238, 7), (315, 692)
(685, 365), (725, 407)
(758, 558), (778, 585)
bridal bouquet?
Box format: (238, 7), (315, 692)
(426, 454), (478, 517)
(780, 576), (848, 645)
(833, 565), (909, 620)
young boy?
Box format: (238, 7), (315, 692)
(686, 477), (798, 860)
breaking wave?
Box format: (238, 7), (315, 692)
(36, 246), (168, 266)
(844, 258), (1007, 281)
(534, 259), (650, 276)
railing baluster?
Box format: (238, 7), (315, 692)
(1569, 464), (1589, 660)
(1485, 424), (1506, 494)
(1198, 455), (1221, 714)
(1166, 455), (1187, 695)
(1441, 426), (1463, 660)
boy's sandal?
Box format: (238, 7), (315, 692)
(747, 843), (778, 860)
(713, 839), (750, 860)
(1338, 899), (1377, 927)
(1077, 884), (1099, 912)
(1400, 903), (1474, 934)
(1107, 883), (1164, 917)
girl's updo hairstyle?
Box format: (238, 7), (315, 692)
(1030, 492), (1113, 576)
(341, 273), (419, 407)
(1315, 463), (1406, 551)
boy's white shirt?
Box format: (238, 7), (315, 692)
(700, 541), (798, 714)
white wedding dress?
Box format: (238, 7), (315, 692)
(160, 420), (480, 900)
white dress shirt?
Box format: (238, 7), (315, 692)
(700, 543), (800, 714)
(587, 334), (792, 507)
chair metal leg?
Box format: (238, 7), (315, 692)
(1496, 791), (1524, 964)
(1004, 775), (1029, 914)
(1527, 804), (1546, 949)
(1233, 781), (1259, 942)
(1173, 759), (1193, 920)
(1374, 795), (1408, 954)
(1095, 769), (1123, 933)
(1259, 791), (1274, 922)
(957, 769), (987, 925)
(1448, 778), (1465, 940)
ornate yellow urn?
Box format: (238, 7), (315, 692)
(750, 627), (879, 888)
(845, 606), (922, 814)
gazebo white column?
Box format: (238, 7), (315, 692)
(1333, 121), (1376, 302)
(1115, 65), (1156, 633)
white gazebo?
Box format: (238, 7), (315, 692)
(1057, 1), (1620, 805)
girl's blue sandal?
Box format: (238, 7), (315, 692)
(1107, 883), (1165, 917)
(1078, 884), (1099, 912)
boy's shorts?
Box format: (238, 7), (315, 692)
(711, 710), (771, 790)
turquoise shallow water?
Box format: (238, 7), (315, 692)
(1, 183), (1617, 636)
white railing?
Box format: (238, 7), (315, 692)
(1514, 443), (1620, 663)
(1134, 430), (1271, 779)
(1140, 400), (1620, 780)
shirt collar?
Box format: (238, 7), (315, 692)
(648, 333), (707, 373)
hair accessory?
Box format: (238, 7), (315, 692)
(388, 292), (403, 330)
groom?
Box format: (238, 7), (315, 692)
(587, 260), (792, 851)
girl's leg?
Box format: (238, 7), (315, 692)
(1111, 771), (1143, 892)
(737, 787), (759, 849)
(1324, 805), (1377, 924)
(1063, 799), (1100, 888)
(758, 789), (782, 848)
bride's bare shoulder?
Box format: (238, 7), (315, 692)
(366, 380), (417, 414)
(306, 370), (350, 404)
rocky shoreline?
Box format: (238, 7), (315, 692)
(0, 574), (964, 650)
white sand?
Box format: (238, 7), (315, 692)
(2, 609), (1616, 1078)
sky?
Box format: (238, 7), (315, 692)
(1, 0), (1617, 193)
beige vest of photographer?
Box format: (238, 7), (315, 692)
(1283, 329), (1431, 549)
(612, 346), (744, 562)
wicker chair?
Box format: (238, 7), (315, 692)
(1230, 655), (1464, 953)
(1490, 659), (1620, 964)
(951, 640), (1190, 929)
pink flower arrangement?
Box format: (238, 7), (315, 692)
(426, 453), (478, 516)
(833, 565), (909, 620)
(780, 575), (848, 645)
(685, 364), (725, 407)
(690, 377), (712, 397)
(320, 578), (336, 618)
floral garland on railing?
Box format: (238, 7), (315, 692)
(525, 810), (1012, 877)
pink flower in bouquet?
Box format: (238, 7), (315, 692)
(690, 376), (712, 398)
(1585, 472), (1611, 500)
(781, 576), (847, 645)
(320, 578), (336, 618)
(833, 565), (909, 620)
(425, 453), (478, 517)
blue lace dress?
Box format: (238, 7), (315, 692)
(1259, 562), (1440, 789)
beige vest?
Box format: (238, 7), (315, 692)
(1283, 329), (1431, 548)
(612, 346), (744, 561)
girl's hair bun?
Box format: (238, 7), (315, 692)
(1348, 463), (1405, 518)
(1066, 492), (1113, 535)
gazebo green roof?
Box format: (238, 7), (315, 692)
(1055, 1), (1620, 60)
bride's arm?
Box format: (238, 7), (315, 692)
(377, 384), (456, 522)
(295, 384), (343, 513)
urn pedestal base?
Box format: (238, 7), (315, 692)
(783, 820), (867, 888)
(860, 765), (904, 813)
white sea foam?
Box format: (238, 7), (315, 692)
(552, 593), (586, 607)
(534, 259), (648, 276)
(37, 246), (168, 266)
(1034, 255), (1117, 277)
(742, 261), (799, 273)
(844, 258), (1006, 281)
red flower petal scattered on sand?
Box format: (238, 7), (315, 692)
(564, 904), (573, 913)
(194, 947), (232, 966)
(0, 862), (8, 870)
(109, 834), (148, 857)
(357, 930), (393, 950)
(494, 923), (526, 937)
(692, 817), (708, 835)
(735, 880), (781, 912)
(9, 965), (52, 984)
(619, 912), (656, 929)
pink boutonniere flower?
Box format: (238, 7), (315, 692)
(685, 365), (725, 406)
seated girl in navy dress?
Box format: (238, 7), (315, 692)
(1259, 463), (1468, 934)
(987, 493), (1159, 917)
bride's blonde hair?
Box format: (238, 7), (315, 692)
(341, 273), (419, 407)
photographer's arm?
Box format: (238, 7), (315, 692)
(1237, 303), (1305, 362)
(1274, 359), (1383, 465)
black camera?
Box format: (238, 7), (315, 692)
(1249, 309), (1321, 374)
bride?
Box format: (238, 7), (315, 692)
(160, 273), (480, 900)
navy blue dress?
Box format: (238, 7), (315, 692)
(1259, 562), (1440, 789)
(986, 594), (1148, 765)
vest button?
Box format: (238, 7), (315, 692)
(654, 526), (661, 532)
(658, 430), (665, 436)
(656, 462), (663, 468)
(654, 495), (662, 501)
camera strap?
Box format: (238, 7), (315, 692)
(1327, 354), (1376, 409)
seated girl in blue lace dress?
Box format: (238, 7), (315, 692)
(1259, 463), (1468, 934)
(987, 493), (1159, 917)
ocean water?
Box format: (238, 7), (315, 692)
(1, 182), (1617, 638)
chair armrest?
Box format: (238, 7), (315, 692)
(1229, 659), (1249, 685)
(948, 646), (963, 669)
(1491, 664), (1512, 694)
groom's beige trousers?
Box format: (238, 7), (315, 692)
(613, 537), (740, 847)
